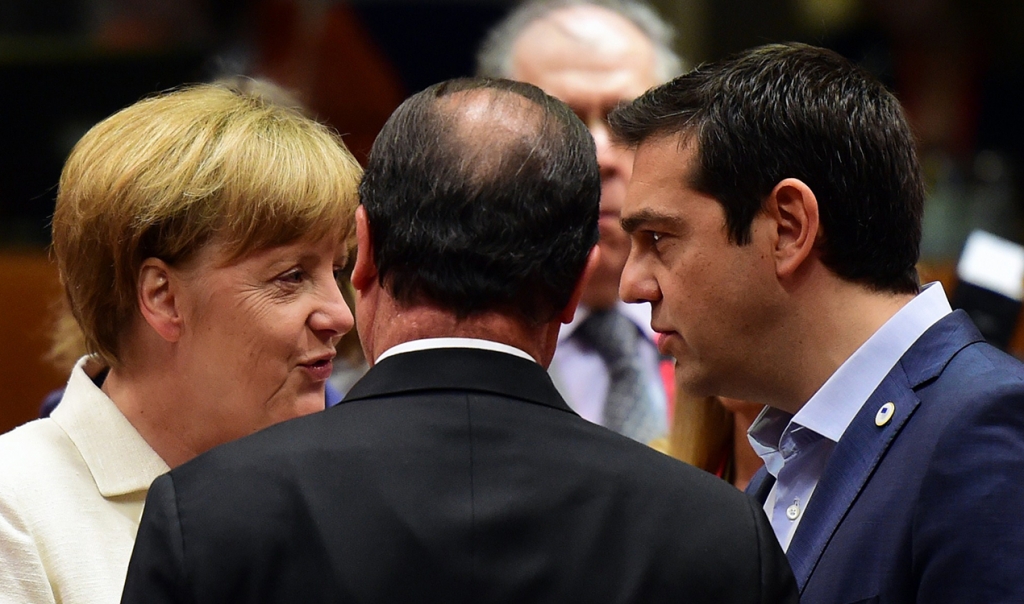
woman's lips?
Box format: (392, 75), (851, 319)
(301, 359), (334, 382)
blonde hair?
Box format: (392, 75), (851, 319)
(663, 393), (732, 476)
(52, 83), (362, 367)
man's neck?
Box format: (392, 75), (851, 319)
(363, 299), (561, 368)
(770, 279), (916, 415)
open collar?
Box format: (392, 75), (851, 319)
(784, 311), (983, 593)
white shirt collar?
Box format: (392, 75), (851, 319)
(375, 337), (537, 364)
(751, 282), (952, 452)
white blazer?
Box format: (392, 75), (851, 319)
(0, 357), (168, 604)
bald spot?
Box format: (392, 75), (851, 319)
(435, 89), (550, 185)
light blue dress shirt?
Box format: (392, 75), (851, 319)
(748, 283), (952, 550)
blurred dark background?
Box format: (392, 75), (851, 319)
(3, 0), (1024, 430)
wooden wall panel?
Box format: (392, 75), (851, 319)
(0, 252), (67, 435)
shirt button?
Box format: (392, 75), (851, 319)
(786, 502), (800, 521)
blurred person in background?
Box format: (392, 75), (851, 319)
(476, 0), (685, 443)
(0, 83), (361, 604)
(653, 363), (764, 491)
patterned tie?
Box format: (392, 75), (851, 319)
(575, 309), (666, 443)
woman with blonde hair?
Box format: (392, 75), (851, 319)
(0, 83), (362, 603)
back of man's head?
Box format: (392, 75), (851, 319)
(359, 77), (600, 323)
(610, 42), (924, 295)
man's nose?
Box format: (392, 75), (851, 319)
(619, 248), (659, 304)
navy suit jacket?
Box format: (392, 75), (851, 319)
(123, 348), (797, 603)
(748, 310), (1024, 603)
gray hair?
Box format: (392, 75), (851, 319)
(476, 0), (685, 84)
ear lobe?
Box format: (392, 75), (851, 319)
(138, 258), (183, 343)
(769, 178), (819, 279)
(559, 245), (601, 324)
(351, 205), (378, 293)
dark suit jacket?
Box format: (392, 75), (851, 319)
(748, 311), (1024, 603)
(123, 347), (797, 603)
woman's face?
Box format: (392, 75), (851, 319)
(173, 234), (353, 445)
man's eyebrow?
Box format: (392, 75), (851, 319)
(621, 209), (678, 234)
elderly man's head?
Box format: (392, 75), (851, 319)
(355, 77), (600, 341)
(477, 0), (683, 309)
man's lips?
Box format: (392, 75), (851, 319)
(655, 331), (676, 356)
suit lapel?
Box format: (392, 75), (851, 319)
(342, 347), (576, 415)
(746, 466), (775, 503)
(786, 368), (921, 592)
(786, 311), (984, 593)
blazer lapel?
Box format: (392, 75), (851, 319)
(785, 310), (984, 593)
(746, 466), (775, 503)
(785, 369), (921, 592)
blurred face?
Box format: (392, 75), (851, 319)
(510, 6), (660, 309)
(174, 234), (353, 446)
(620, 136), (779, 399)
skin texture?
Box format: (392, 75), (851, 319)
(619, 136), (782, 402)
(509, 5), (659, 310)
(106, 234), (354, 468)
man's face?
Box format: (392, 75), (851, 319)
(509, 6), (660, 309)
(619, 136), (781, 399)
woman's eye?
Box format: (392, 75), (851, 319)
(279, 269), (305, 284)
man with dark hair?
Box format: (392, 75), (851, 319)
(120, 77), (798, 603)
(611, 42), (1024, 603)
(476, 0), (686, 443)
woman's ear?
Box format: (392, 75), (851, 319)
(767, 177), (820, 280)
(351, 206), (378, 293)
(137, 258), (183, 342)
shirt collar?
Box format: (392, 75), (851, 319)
(376, 337), (537, 364)
(750, 282), (951, 456)
(50, 356), (170, 497)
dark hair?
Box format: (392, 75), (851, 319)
(359, 77), (600, 322)
(609, 43), (923, 294)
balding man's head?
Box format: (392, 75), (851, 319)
(359, 78), (600, 323)
(477, 0), (684, 310)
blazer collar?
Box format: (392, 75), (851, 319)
(343, 347), (576, 416)
(785, 310), (984, 592)
(51, 357), (169, 497)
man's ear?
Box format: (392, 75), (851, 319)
(559, 245), (601, 324)
(137, 258), (183, 343)
(767, 178), (819, 279)
(351, 205), (378, 293)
